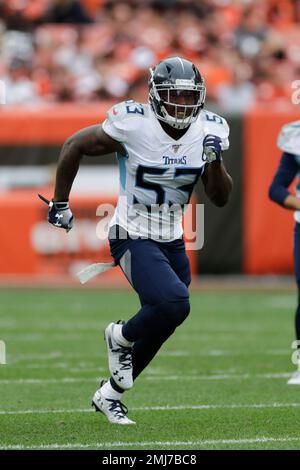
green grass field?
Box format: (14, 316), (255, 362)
(1, 287), (300, 450)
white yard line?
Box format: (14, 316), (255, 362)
(7, 349), (293, 370)
(7, 349), (293, 364)
(144, 372), (292, 380)
(0, 436), (300, 449)
(0, 372), (292, 384)
(0, 378), (95, 384)
(8, 351), (189, 363)
(1, 402), (300, 415)
(21, 365), (105, 373)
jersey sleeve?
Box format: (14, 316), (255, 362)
(220, 118), (229, 151)
(269, 152), (299, 205)
(102, 102), (127, 143)
(277, 121), (300, 155)
(102, 101), (147, 144)
(201, 111), (230, 151)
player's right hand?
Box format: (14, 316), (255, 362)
(38, 194), (74, 232)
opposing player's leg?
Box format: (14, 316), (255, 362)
(288, 223), (300, 384)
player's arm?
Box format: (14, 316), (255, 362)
(39, 124), (124, 232)
(201, 160), (233, 207)
(201, 134), (233, 207)
(54, 125), (124, 201)
(269, 152), (300, 210)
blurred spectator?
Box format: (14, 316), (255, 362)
(0, 0), (300, 110)
(234, 4), (269, 58)
(255, 47), (297, 104)
(3, 57), (40, 104)
(216, 61), (256, 113)
(43, 0), (93, 23)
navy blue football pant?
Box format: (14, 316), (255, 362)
(109, 226), (191, 391)
(294, 223), (300, 343)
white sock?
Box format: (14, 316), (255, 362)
(101, 380), (123, 401)
(113, 324), (133, 347)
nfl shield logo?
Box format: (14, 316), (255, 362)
(172, 144), (181, 154)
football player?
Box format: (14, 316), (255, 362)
(43, 57), (232, 424)
(269, 120), (300, 385)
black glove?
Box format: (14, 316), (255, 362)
(38, 194), (74, 232)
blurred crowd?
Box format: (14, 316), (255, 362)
(1, 0), (300, 112)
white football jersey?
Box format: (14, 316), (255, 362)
(277, 120), (300, 223)
(278, 120), (300, 156)
(102, 100), (230, 241)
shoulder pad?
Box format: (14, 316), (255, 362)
(202, 110), (226, 125)
(277, 120), (300, 155)
(107, 100), (148, 123)
(200, 110), (230, 150)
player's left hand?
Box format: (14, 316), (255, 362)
(203, 134), (222, 163)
